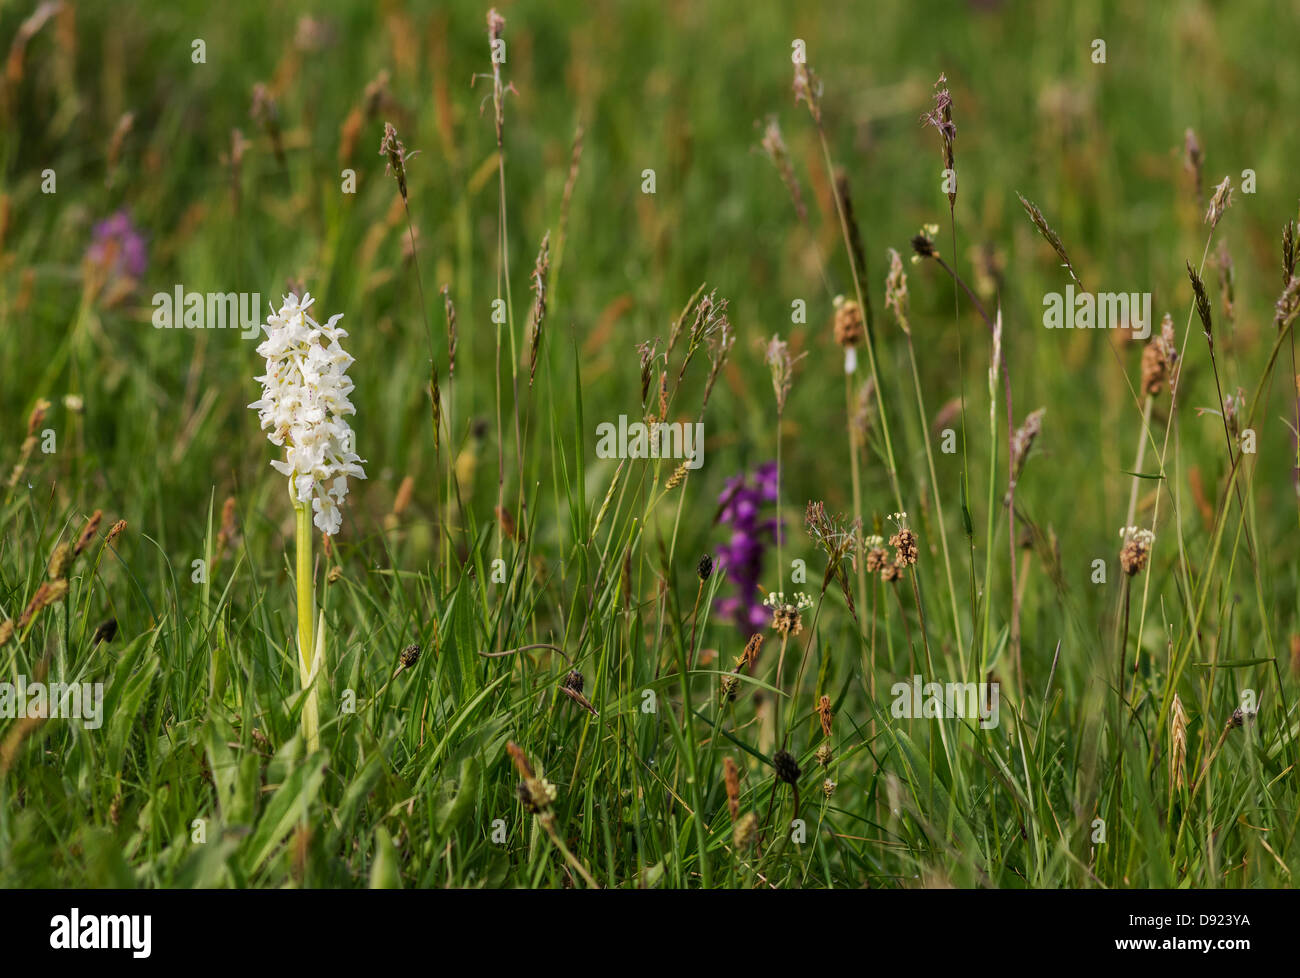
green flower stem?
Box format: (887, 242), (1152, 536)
(292, 483), (320, 752)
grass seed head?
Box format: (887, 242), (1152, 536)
(724, 757), (741, 821)
(1170, 693), (1189, 790)
(792, 58), (822, 124)
(1283, 221), (1298, 286)
(19, 578), (68, 628)
(74, 509), (102, 556)
(832, 295), (864, 348)
(733, 811), (758, 850)
(26, 398), (51, 437)
(864, 535), (889, 573)
(665, 460), (690, 490)
(817, 695), (833, 737)
(759, 116), (806, 223)
(1223, 387), (1245, 440)
(1187, 261), (1214, 348)
(885, 248), (910, 333)
(637, 339), (658, 407)
(216, 497), (238, 557)
(888, 514), (918, 567)
(507, 741), (557, 815)
(440, 284), (459, 380)
(764, 333), (804, 415)
(1274, 276), (1300, 331)
(527, 231), (551, 387)
(764, 591), (812, 636)
(47, 542), (72, 580)
(485, 9), (510, 145)
(1016, 193), (1083, 290)
(1141, 338), (1168, 395)
(516, 777), (557, 815)
(720, 674), (739, 703)
(1205, 175), (1233, 229)
(910, 224), (940, 262)
(773, 748), (802, 785)
(1119, 525), (1155, 575)
(921, 73), (957, 207)
(1153, 313), (1182, 395)
(91, 618), (117, 646)
(379, 121), (414, 202)
(834, 168), (869, 284)
(1009, 407), (1045, 488)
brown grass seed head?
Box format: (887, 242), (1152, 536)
(724, 757), (741, 821)
(832, 295), (864, 348)
(759, 115), (806, 223)
(817, 695), (833, 737)
(888, 513), (917, 567)
(74, 509), (103, 556)
(765, 591), (811, 636)
(1205, 175), (1233, 229)
(720, 674), (739, 703)
(864, 535), (889, 573)
(1171, 693), (1189, 790)
(1119, 525), (1155, 575)
(527, 231), (551, 387)
(47, 542), (72, 581)
(885, 248), (910, 332)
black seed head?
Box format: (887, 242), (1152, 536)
(773, 749), (801, 785)
(696, 553), (713, 581)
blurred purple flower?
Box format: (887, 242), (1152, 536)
(715, 461), (780, 632)
(85, 210), (148, 281)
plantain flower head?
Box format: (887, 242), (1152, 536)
(249, 293), (366, 535)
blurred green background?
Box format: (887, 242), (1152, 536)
(3, 0), (1299, 651)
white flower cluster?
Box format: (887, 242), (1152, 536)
(249, 293), (366, 535)
(763, 591), (813, 610)
(1118, 525), (1155, 545)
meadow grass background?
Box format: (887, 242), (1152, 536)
(1, 0), (1299, 887)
